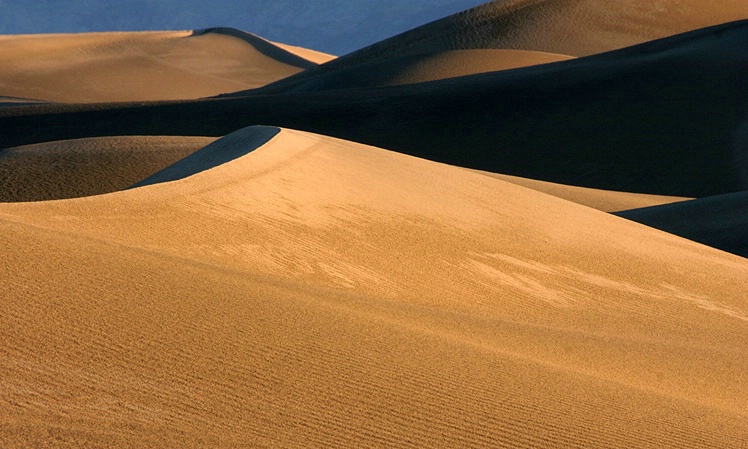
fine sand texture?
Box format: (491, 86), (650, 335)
(0, 29), (332, 102)
(0, 136), (215, 202)
(3, 21), (748, 196)
(1, 127), (747, 448)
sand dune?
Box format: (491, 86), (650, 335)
(253, 0), (747, 94)
(476, 171), (691, 212)
(0, 136), (215, 202)
(3, 21), (747, 196)
(617, 191), (748, 258)
(1, 126), (746, 448)
(0, 29), (330, 103)
(255, 49), (574, 93)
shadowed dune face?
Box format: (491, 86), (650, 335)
(735, 119), (748, 187)
(0, 136), (215, 202)
(0, 30), (331, 102)
(617, 191), (748, 258)
(1, 126), (747, 448)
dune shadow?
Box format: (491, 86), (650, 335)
(191, 28), (317, 70)
(131, 126), (281, 188)
(616, 191), (748, 259)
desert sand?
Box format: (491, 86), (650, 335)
(1, 1), (747, 448)
(0, 29), (333, 102)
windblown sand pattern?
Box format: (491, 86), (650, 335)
(1, 1), (746, 448)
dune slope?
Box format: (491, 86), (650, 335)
(0, 29), (330, 102)
(1, 127), (746, 448)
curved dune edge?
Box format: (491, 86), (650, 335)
(0, 30), (319, 103)
(617, 190), (748, 258)
(475, 171), (692, 212)
(255, 49), (575, 93)
(269, 40), (337, 64)
(1, 127), (746, 449)
(0, 136), (216, 202)
(131, 126), (280, 188)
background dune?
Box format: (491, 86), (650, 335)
(2, 126), (747, 448)
(0, 136), (215, 202)
(3, 21), (747, 196)
(0, 29), (332, 103)
(253, 0), (748, 93)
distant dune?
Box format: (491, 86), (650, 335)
(2, 126), (746, 448)
(0, 29), (332, 102)
(254, 0), (748, 93)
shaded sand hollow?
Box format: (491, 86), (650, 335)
(1, 127), (746, 448)
(0, 29), (334, 103)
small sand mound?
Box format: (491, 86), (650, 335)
(0, 136), (215, 202)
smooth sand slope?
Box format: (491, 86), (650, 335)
(0, 29), (332, 103)
(0, 136), (215, 202)
(253, 0), (748, 93)
(617, 191), (748, 258)
(3, 20), (747, 196)
(1, 127), (747, 448)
